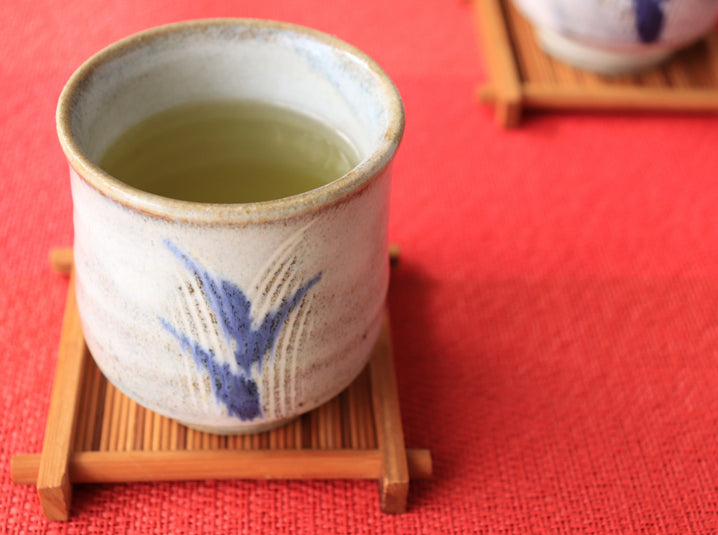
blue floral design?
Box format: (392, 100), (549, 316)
(633, 0), (667, 43)
(160, 240), (322, 421)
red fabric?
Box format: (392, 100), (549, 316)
(3, 0), (718, 532)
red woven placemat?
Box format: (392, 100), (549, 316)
(3, 0), (718, 532)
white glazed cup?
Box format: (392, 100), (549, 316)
(56, 19), (404, 434)
(512, 0), (718, 74)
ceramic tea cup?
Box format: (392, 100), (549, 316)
(56, 19), (404, 434)
(512, 0), (718, 74)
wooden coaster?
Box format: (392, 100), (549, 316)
(11, 248), (431, 521)
(474, 0), (718, 127)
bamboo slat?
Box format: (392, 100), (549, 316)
(35, 270), (86, 521)
(369, 315), (410, 513)
(474, 0), (522, 126)
(12, 449), (433, 484)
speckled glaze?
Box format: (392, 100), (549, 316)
(56, 19), (404, 434)
(512, 0), (718, 73)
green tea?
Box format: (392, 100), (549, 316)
(99, 99), (360, 203)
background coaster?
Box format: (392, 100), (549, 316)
(475, 0), (718, 127)
(11, 249), (431, 521)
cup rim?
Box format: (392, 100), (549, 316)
(56, 18), (404, 225)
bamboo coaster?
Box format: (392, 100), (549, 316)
(474, 0), (718, 127)
(11, 248), (430, 521)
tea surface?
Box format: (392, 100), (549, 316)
(99, 100), (360, 203)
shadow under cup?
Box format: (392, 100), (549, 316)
(56, 19), (404, 434)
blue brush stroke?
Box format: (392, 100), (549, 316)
(160, 240), (322, 420)
(633, 0), (667, 43)
(160, 318), (263, 420)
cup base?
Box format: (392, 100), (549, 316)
(181, 415), (299, 435)
(536, 26), (672, 75)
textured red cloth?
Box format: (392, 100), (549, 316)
(3, 0), (718, 532)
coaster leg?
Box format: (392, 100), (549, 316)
(369, 314), (409, 513)
(474, 0), (523, 127)
(36, 270), (87, 520)
(495, 98), (522, 128)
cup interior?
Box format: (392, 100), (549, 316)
(59, 20), (402, 204)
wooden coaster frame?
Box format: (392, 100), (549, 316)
(474, 0), (718, 127)
(11, 248), (431, 521)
